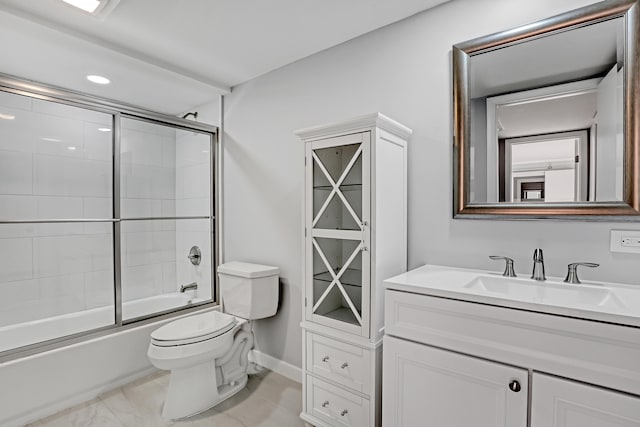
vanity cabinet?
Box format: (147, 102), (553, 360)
(383, 288), (640, 427)
(296, 114), (411, 427)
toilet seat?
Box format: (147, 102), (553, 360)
(151, 311), (237, 347)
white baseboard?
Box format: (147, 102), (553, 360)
(249, 349), (302, 384)
(6, 366), (157, 427)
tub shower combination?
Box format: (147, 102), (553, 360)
(0, 76), (218, 358)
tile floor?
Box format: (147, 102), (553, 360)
(26, 368), (310, 427)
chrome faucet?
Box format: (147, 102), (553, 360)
(531, 249), (546, 281)
(489, 255), (517, 277)
(180, 282), (198, 293)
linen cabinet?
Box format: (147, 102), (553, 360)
(296, 113), (411, 427)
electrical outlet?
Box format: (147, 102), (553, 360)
(610, 230), (640, 254)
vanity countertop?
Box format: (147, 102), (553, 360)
(384, 264), (640, 328)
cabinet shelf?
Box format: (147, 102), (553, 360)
(316, 307), (360, 326)
(313, 183), (362, 191)
(313, 268), (362, 287)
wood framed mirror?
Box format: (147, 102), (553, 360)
(453, 0), (639, 219)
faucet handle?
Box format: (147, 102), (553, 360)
(489, 256), (517, 277)
(564, 262), (599, 284)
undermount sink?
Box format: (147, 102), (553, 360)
(464, 275), (626, 310)
(383, 265), (640, 327)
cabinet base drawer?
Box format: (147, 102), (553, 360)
(306, 374), (370, 427)
(306, 331), (371, 394)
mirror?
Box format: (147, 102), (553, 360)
(453, 0), (639, 219)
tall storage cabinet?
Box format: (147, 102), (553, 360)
(296, 114), (411, 427)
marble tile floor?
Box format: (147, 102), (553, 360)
(26, 368), (311, 427)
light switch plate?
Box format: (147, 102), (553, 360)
(610, 230), (640, 254)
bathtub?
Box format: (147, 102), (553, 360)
(0, 292), (204, 353)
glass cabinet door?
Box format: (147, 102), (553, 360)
(306, 132), (370, 336)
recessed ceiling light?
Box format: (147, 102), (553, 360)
(0, 113), (15, 120)
(87, 75), (110, 85)
(62, 0), (100, 13)
(59, 0), (120, 18)
(97, 127), (111, 132)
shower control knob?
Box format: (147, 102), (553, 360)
(187, 246), (202, 266)
(509, 380), (521, 392)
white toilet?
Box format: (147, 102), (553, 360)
(147, 261), (279, 420)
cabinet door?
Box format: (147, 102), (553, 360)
(305, 132), (371, 337)
(382, 335), (528, 427)
(532, 373), (640, 427)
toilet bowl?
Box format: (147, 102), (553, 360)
(148, 261), (279, 420)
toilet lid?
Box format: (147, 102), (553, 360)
(151, 311), (236, 345)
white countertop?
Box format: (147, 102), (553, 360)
(384, 264), (640, 328)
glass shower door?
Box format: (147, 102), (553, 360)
(119, 117), (214, 321)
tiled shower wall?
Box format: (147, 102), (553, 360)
(0, 91), (114, 326)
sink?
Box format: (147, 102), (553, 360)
(464, 275), (626, 310)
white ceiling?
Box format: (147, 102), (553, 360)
(470, 16), (621, 99)
(0, 0), (448, 115)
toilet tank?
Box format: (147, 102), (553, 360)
(217, 261), (279, 319)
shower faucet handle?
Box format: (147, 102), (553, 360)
(187, 246), (202, 265)
(489, 256), (517, 277)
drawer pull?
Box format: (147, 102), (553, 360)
(508, 380), (521, 392)
(321, 355), (330, 362)
(322, 400), (330, 408)
(341, 409), (349, 416)
(341, 362), (349, 369)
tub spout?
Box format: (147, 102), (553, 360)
(180, 282), (198, 293)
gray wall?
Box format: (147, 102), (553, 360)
(222, 0), (640, 369)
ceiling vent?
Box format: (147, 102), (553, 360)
(60, 0), (120, 19)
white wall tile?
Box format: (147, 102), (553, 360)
(38, 273), (85, 318)
(37, 196), (83, 218)
(0, 108), (37, 153)
(176, 132), (211, 167)
(35, 155), (111, 197)
(162, 262), (177, 293)
(84, 270), (115, 310)
(175, 197), (210, 217)
(0, 195), (37, 219)
(0, 238), (33, 282)
(35, 115), (84, 159)
(121, 264), (163, 302)
(84, 124), (112, 161)
(34, 234), (113, 278)
(124, 230), (175, 267)
(177, 163), (210, 199)
(121, 130), (164, 167)
(0, 150), (32, 195)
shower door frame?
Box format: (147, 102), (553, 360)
(0, 72), (220, 361)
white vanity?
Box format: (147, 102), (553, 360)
(382, 265), (640, 427)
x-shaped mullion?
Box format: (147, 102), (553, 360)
(311, 238), (363, 325)
(312, 146), (363, 228)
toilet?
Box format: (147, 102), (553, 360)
(147, 261), (279, 420)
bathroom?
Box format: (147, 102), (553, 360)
(0, 0), (639, 426)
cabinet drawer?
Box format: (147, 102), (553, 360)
(307, 374), (370, 427)
(306, 331), (371, 393)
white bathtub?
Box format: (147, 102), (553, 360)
(0, 293), (204, 353)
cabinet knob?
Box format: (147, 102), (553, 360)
(508, 380), (522, 392)
(340, 409), (348, 416)
(321, 355), (329, 362)
(341, 362), (349, 369)
(322, 400), (329, 408)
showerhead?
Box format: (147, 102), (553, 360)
(181, 111), (198, 120)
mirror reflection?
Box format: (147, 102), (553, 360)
(468, 17), (625, 204)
